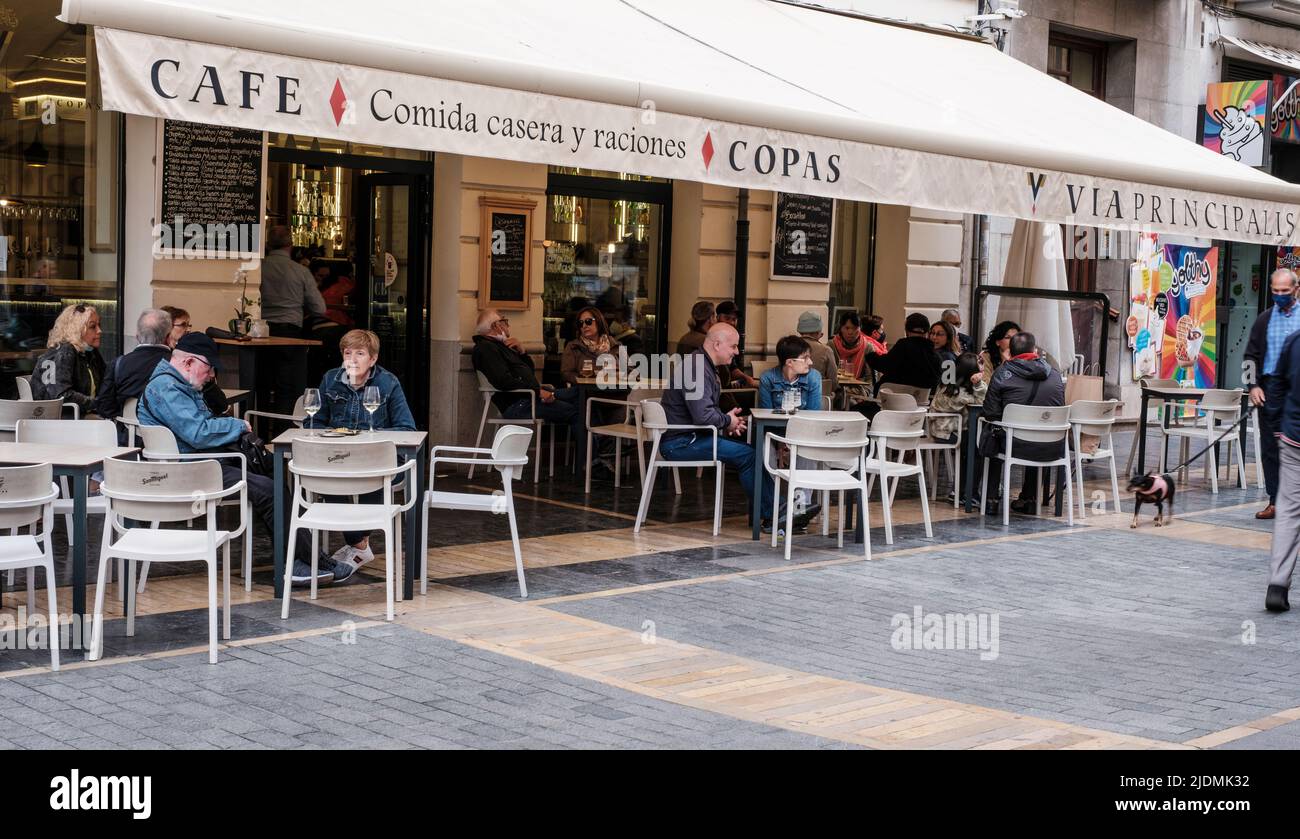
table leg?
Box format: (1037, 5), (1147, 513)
(1135, 393), (1150, 477)
(963, 406), (980, 513)
(854, 487), (865, 544)
(404, 443), (425, 600)
(751, 420), (765, 540)
(273, 446), (287, 598)
(71, 469), (87, 633)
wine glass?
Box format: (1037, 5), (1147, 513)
(363, 385), (381, 433)
(302, 388), (321, 436)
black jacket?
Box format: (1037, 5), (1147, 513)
(1244, 305), (1295, 381)
(94, 344), (172, 420)
(982, 356), (1066, 423)
(472, 334), (542, 412)
(31, 342), (106, 415)
(864, 334), (942, 392)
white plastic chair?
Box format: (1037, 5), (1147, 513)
(919, 406), (964, 508)
(764, 414), (872, 560)
(132, 425), (255, 592)
(584, 387), (660, 493)
(0, 398), (66, 441)
(1158, 388), (1246, 493)
(280, 438), (415, 622)
(879, 384), (931, 408)
(91, 457), (245, 665)
(244, 394), (305, 440)
(420, 425), (534, 598)
(468, 371), (552, 483)
(750, 359), (778, 379)
(15, 419), (116, 555)
(1069, 400), (1122, 518)
(0, 463), (60, 671)
(863, 409), (933, 544)
(119, 396), (141, 447)
(980, 404), (1075, 527)
(15, 375), (33, 400)
(634, 399), (724, 536)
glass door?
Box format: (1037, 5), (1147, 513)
(355, 172), (428, 425)
(1220, 242), (1265, 389)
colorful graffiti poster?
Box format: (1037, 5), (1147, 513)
(1203, 81), (1269, 166)
(1159, 244), (1218, 388)
(1273, 74), (1300, 142)
(1279, 246), (1300, 274)
(1129, 233), (1163, 379)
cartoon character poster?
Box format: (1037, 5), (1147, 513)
(1159, 244), (1218, 388)
(1129, 233), (1163, 379)
(1273, 74), (1300, 142)
(1203, 81), (1269, 166)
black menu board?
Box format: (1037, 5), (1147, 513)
(159, 120), (264, 255)
(488, 210), (528, 303)
(772, 192), (834, 280)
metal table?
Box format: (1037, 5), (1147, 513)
(748, 408), (867, 544)
(270, 429), (427, 600)
(215, 336), (323, 414)
(0, 442), (138, 628)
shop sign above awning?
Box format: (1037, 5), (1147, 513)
(72, 0), (1300, 246)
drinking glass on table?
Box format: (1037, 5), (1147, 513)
(363, 385), (381, 432)
(302, 388), (321, 435)
(581, 358), (595, 378)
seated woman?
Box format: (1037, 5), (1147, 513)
(304, 328), (416, 580)
(758, 335), (823, 411)
(560, 306), (619, 384)
(928, 352), (986, 444)
(929, 319), (962, 369)
(32, 303), (106, 416)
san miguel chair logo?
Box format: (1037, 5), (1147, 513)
(327, 451), (351, 463)
(822, 425), (847, 437)
(140, 472), (169, 486)
(31, 406), (45, 418)
(1026, 172), (1046, 214)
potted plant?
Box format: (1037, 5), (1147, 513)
(229, 268), (258, 338)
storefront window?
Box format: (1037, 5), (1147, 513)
(1222, 242), (1265, 390)
(543, 171), (670, 359)
(0, 3), (122, 397)
(828, 201), (875, 327)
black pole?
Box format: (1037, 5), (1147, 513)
(734, 188), (750, 350)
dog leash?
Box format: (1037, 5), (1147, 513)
(1162, 404), (1255, 473)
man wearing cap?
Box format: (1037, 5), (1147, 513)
(137, 333), (335, 587)
(796, 311), (838, 399)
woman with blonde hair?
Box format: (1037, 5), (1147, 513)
(32, 303), (106, 415)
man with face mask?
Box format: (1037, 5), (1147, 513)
(138, 333), (332, 587)
(1245, 268), (1300, 520)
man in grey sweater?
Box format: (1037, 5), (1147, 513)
(259, 225), (326, 414)
(661, 323), (818, 531)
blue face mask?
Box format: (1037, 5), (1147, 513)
(1276, 293), (1295, 310)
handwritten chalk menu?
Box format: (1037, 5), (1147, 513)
(158, 120), (265, 256)
(771, 192), (835, 281)
(478, 197), (536, 310)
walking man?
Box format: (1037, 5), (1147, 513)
(1245, 268), (1300, 520)
(1266, 323), (1300, 611)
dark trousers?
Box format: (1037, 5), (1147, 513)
(219, 462), (313, 563)
(1261, 375), (1286, 504)
(503, 387), (584, 463)
(984, 440), (1065, 504)
(266, 322), (309, 417)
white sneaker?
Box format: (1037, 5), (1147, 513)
(329, 543), (376, 571)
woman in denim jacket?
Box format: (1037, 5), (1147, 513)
(304, 329), (416, 579)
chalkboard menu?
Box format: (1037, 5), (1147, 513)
(771, 192), (835, 281)
(158, 120), (265, 256)
(479, 197), (536, 310)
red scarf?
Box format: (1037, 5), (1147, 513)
(1012, 352), (1038, 361)
(833, 334), (867, 378)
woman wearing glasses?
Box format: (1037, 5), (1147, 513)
(32, 303), (106, 416)
(303, 328), (416, 580)
(560, 307), (621, 386)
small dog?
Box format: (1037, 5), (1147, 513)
(1128, 473), (1176, 528)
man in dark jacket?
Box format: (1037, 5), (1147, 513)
(1266, 326), (1300, 611)
(864, 312), (942, 394)
(981, 331), (1066, 514)
(1245, 268), (1300, 520)
(95, 308), (173, 421)
(472, 308), (584, 464)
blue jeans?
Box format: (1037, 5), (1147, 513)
(503, 387), (584, 463)
(660, 432), (774, 520)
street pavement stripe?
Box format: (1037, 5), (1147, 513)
(394, 584), (1182, 750)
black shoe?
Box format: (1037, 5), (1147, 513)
(591, 462), (616, 481)
(1267, 584), (1291, 613)
(792, 503), (823, 531)
(1009, 497), (1036, 515)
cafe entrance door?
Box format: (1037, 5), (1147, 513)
(267, 146), (431, 426)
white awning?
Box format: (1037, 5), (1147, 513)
(62, 0), (1300, 245)
(1218, 34), (1300, 75)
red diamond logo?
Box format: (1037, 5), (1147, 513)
(330, 78), (348, 126)
(701, 132), (714, 169)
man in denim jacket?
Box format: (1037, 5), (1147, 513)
(304, 329), (416, 577)
(137, 333), (331, 587)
